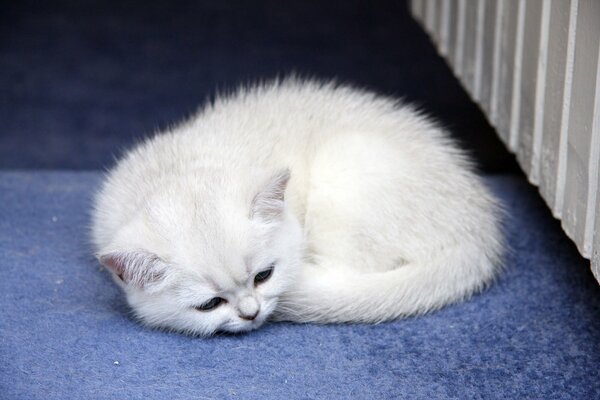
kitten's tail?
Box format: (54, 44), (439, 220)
(275, 244), (502, 323)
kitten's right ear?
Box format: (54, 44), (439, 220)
(98, 250), (168, 289)
(251, 169), (291, 221)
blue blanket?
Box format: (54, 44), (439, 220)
(1, 172), (598, 399)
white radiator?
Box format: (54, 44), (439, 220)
(410, 0), (600, 282)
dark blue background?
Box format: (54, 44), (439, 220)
(0, 0), (517, 172)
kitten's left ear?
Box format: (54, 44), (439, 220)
(98, 250), (168, 290)
(251, 169), (290, 221)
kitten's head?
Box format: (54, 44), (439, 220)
(98, 169), (303, 336)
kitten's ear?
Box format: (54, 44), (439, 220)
(251, 169), (291, 221)
(99, 250), (168, 289)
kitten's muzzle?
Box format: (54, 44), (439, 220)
(238, 296), (260, 321)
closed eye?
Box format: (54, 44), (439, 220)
(254, 264), (275, 286)
(194, 297), (226, 311)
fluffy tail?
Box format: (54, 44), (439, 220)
(275, 244), (502, 323)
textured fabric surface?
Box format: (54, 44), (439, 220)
(0, 0), (517, 173)
(0, 171), (598, 399)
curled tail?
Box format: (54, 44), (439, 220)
(275, 244), (502, 323)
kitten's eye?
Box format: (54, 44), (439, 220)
(195, 297), (226, 312)
(254, 264), (275, 286)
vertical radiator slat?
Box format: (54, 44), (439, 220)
(489, 0), (504, 125)
(439, 0), (452, 57)
(454, 0), (467, 79)
(509, 0), (527, 151)
(479, 0), (496, 114)
(434, 0), (444, 47)
(516, 1), (543, 178)
(555, 0), (580, 217)
(539, 1), (575, 214)
(563, 0), (600, 257)
(495, 2), (520, 147)
(594, 26), (600, 275)
(445, 1), (459, 66)
(586, 50), (600, 258)
(530, 0), (552, 185)
(473, 0), (487, 101)
(461, 2), (479, 93)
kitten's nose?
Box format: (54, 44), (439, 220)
(238, 296), (259, 321)
(239, 310), (259, 321)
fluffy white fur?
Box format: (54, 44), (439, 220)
(91, 79), (504, 336)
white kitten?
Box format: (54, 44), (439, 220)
(91, 79), (503, 336)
